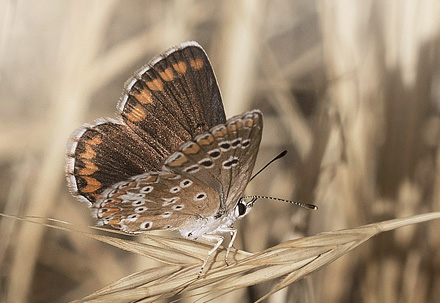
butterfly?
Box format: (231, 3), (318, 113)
(66, 41), (263, 271)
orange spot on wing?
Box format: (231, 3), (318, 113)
(173, 61), (187, 74)
(81, 176), (102, 193)
(133, 88), (153, 104)
(100, 207), (120, 217)
(197, 135), (214, 146)
(111, 182), (138, 197)
(124, 181), (138, 189)
(146, 79), (163, 91)
(212, 128), (227, 138)
(140, 175), (158, 184)
(182, 143), (201, 155)
(102, 200), (121, 207)
(167, 155), (189, 167)
(227, 123), (238, 132)
(161, 173), (178, 179)
(159, 67), (174, 81)
(245, 119), (254, 128)
(79, 160), (99, 175)
(190, 58), (204, 70)
(88, 136), (102, 145)
(126, 103), (147, 122)
(109, 217), (122, 227)
(80, 145), (97, 160)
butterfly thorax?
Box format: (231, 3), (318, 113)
(177, 207), (239, 240)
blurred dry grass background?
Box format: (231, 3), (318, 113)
(1, 0), (440, 302)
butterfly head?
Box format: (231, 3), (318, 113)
(234, 196), (258, 219)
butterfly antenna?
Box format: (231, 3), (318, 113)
(242, 195), (318, 210)
(249, 150), (288, 182)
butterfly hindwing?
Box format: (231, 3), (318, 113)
(93, 172), (220, 233)
(164, 110), (263, 211)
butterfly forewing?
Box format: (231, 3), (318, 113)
(66, 42), (226, 205)
(66, 119), (157, 204)
(119, 41), (226, 160)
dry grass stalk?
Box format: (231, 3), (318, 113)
(4, 212), (438, 302)
(68, 212), (440, 302)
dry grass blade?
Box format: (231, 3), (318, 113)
(252, 212), (440, 302)
(63, 211), (440, 302)
(1, 211), (439, 301)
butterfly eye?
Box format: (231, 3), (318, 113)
(236, 201), (247, 217)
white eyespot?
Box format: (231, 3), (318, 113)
(140, 186), (154, 193)
(231, 138), (242, 148)
(172, 204), (184, 211)
(126, 214), (140, 222)
(162, 225), (172, 230)
(194, 192), (207, 201)
(241, 139), (251, 148)
(180, 179), (193, 188)
(140, 221), (153, 230)
(124, 193), (146, 199)
(162, 197), (180, 206)
(198, 158), (214, 168)
(134, 206), (148, 213)
(116, 182), (131, 189)
(132, 200), (145, 206)
(208, 148), (221, 159)
(222, 156), (239, 169)
(161, 211), (173, 218)
(183, 164), (200, 174)
(219, 140), (232, 152)
(170, 186), (180, 193)
(119, 193), (144, 201)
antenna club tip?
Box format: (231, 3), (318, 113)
(306, 204), (318, 210)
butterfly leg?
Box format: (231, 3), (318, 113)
(217, 227), (237, 266)
(198, 234), (224, 277)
